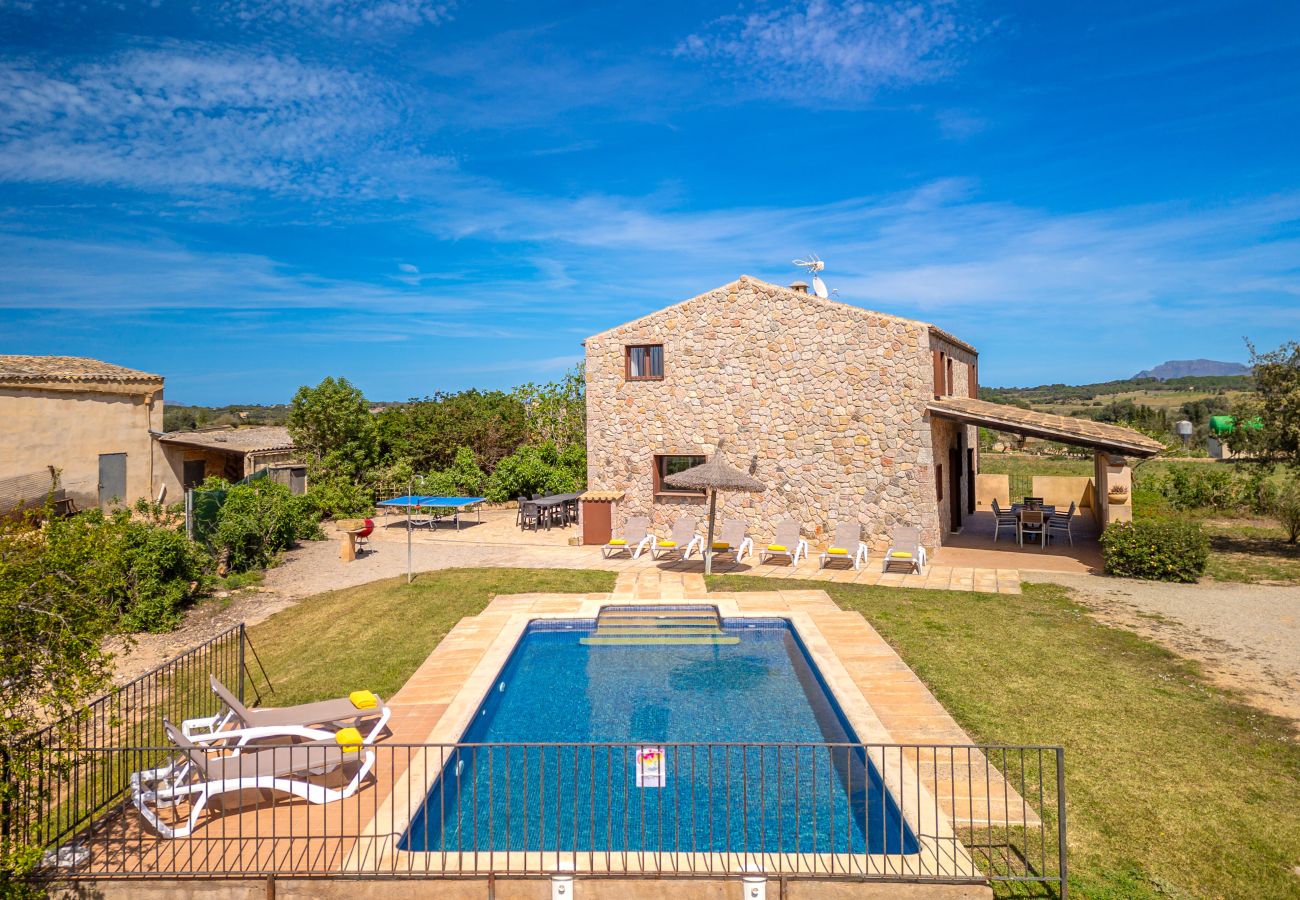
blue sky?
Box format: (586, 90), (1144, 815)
(1, 0), (1297, 404)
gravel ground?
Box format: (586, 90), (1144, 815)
(1030, 570), (1300, 729)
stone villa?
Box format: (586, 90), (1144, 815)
(584, 276), (1163, 552)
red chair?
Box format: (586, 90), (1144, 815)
(352, 518), (375, 553)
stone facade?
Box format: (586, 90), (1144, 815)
(585, 277), (979, 552)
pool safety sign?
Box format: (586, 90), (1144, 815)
(637, 746), (665, 788)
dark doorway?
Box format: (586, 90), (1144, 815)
(949, 446), (962, 531)
(182, 459), (206, 490)
(967, 448), (977, 515)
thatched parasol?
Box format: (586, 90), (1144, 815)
(663, 439), (766, 575)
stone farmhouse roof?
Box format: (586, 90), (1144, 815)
(0, 355), (163, 387)
(158, 426), (295, 454)
(928, 396), (1166, 457)
(584, 276), (977, 355)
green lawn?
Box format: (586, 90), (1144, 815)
(708, 576), (1300, 899)
(246, 568), (1300, 899)
(245, 567), (615, 706)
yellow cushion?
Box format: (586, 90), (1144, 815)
(827, 547), (848, 555)
(711, 542), (730, 550)
(658, 540), (677, 547)
(890, 551), (913, 559)
(349, 690), (378, 710)
(767, 544), (787, 552)
(607, 539), (627, 546)
(335, 727), (363, 753)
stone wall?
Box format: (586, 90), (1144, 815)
(585, 277), (976, 552)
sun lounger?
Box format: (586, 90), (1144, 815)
(602, 516), (653, 559)
(182, 675), (391, 745)
(758, 519), (809, 566)
(819, 522), (869, 570)
(882, 525), (926, 574)
(707, 518), (755, 564)
(132, 720), (375, 838)
(650, 517), (702, 561)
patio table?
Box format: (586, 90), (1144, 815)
(527, 493), (583, 529)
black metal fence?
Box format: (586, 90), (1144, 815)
(26, 740), (1065, 894)
(2, 623), (257, 864)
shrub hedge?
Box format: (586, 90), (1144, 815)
(1100, 520), (1209, 583)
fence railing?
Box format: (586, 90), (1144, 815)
(26, 740), (1065, 893)
(3, 623), (260, 859)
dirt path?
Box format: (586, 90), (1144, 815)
(1030, 571), (1300, 729)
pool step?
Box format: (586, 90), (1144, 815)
(582, 635), (740, 646)
(582, 604), (735, 646)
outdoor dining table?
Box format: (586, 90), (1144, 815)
(528, 492), (583, 529)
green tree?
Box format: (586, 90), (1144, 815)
(1229, 340), (1300, 467)
(288, 377), (378, 516)
(287, 377), (377, 480)
(513, 363), (586, 452)
(376, 389), (528, 473)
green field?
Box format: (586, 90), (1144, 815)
(245, 568), (1300, 899)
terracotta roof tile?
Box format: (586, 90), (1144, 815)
(0, 355), (163, 385)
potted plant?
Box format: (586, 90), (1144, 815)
(1108, 484), (1130, 505)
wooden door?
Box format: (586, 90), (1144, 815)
(949, 447), (962, 531)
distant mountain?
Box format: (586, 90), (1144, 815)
(1133, 359), (1250, 380)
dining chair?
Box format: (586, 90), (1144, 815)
(992, 499), (1018, 542)
(1018, 509), (1046, 549)
(1048, 502), (1076, 547)
(519, 501), (541, 531)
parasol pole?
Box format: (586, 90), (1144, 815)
(704, 488), (718, 576)
(406, 477), (413, 585)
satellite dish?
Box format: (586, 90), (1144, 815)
(793, 253), (832, 298)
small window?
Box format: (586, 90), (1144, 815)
(935, 464), (944, 501)
(626, 344), (664, 380)
(946, 357), (954, 395)
(654, 453), (705, 497)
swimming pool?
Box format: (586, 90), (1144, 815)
(399, 615), (918, 856)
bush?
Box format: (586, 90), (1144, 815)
(484, 442), (582, 502)
(303, 472), (373, 519)
(423, 446), (487, 496)
(117, 506), (211, 631)
(1264, 477), (1300, 544)
(1100, 520), (1209, 582)
(213, 478), (322, 573)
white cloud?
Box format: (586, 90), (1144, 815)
(677, 0), (979, 104)
(218, 0), (454, 33)
(397, 262), (420, 273)
(0, 44), (421, 195)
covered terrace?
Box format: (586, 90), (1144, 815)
(926, 397), (1166, 574)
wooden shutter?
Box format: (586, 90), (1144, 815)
(932, 350), (946, 398)
(969, 361), (979, 399)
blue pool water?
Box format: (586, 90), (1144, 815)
(399, 617), (918, 855)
